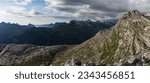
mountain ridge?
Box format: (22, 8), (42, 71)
(52, 10), (150, 66)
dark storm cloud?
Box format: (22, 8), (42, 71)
(61, 0), (129, 12)
(53, 6), (78, 13)
(47, 0), (150, 21)
(46, 0), (130, 20)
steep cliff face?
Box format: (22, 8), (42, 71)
(52, 10), (150, 66)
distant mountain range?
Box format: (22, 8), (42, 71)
(0, 20), (116, 45)
(0, 22), (31, 44)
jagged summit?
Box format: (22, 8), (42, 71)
(122, 10), (143, 19)
(116, 10), (150, 30)
(98, 10), (150, 65)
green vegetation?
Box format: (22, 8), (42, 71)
(100, 29), (119, 64)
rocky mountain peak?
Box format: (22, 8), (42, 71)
(99, 10), (150, 65)
(122, 10), (142, 19)
(128, 10), (141, 16)
(52, 10), (150, 66)
(116, 10), (150, 30)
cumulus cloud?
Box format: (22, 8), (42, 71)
(6, 6), (43, 17)
(6, 0), (43, 17)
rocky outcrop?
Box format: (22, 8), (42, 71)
(0, 44), (69, 66)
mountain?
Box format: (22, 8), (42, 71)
(0, 20), (116, 66)
(16, 20), (116, 45)
(27, 23), (36, 28)
(0, 22), (30, 44)
(1, 10), (150, 66)
(52, 10), (150, 66)
(2, 10), (150, 66)
(0, 20), (116, 45)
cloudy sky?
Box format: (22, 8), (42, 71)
(0, 0), (150, 25)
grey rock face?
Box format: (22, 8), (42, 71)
(0, 44), (68, 66)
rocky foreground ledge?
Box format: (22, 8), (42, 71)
(0, 44), (69, 66)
